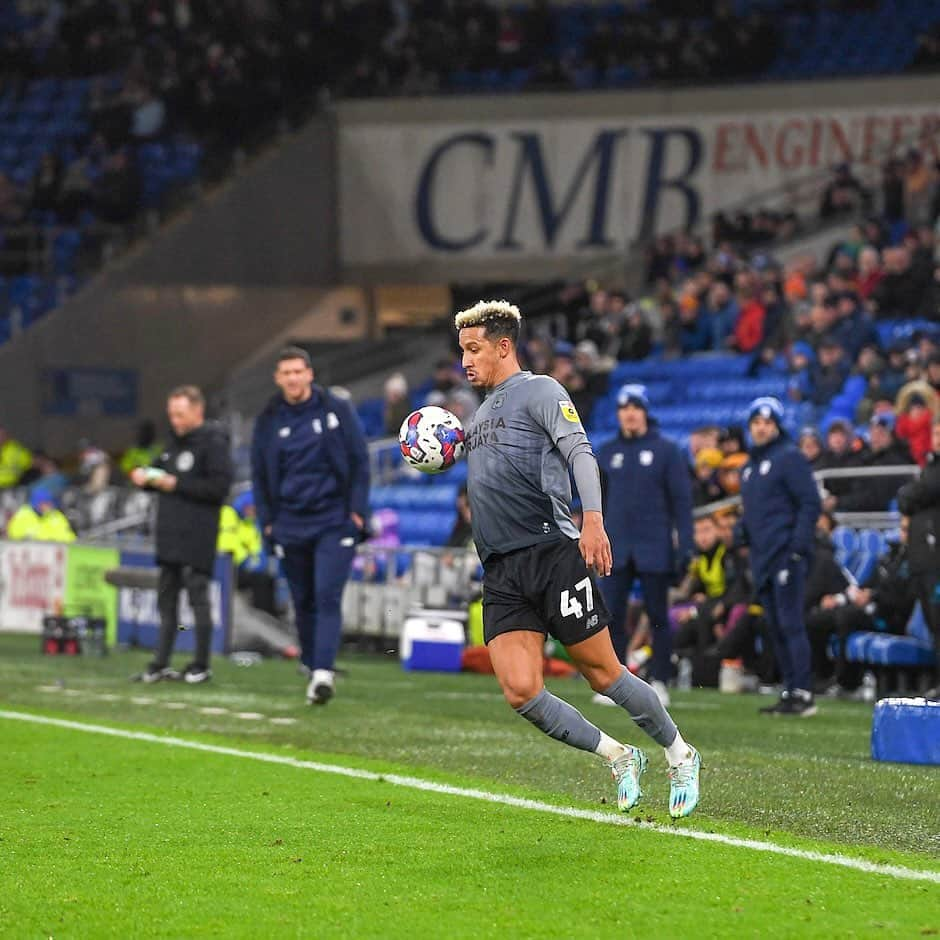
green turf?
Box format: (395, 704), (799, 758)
(2, 718), (938, 939)
(1, 636), (937, 863)
(2, 634), (940, 936)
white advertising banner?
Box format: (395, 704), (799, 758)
(340, 103), (940, 264)
(0, 541), (67, 633)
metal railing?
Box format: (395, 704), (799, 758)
(343, 544), (479, 641)
(694, 463), (922, 529)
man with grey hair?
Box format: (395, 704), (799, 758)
(456, 299), (701, 818)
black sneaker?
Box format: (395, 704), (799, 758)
(759, 690), (791, 715)
(763, 690), (817, 717)
(788, 693), (818, 717)
(182, 663), (212, 684)
(135, 665), (180, 683)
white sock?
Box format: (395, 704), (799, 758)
(664, 731), (692, 767)
(594, 731), (627, 762)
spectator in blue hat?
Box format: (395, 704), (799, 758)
(595, 383), (693, 706)
(6, 486), (76, 543)
(739, 396), (821, 716)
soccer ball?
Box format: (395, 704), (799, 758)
(399, 406), (466, 474)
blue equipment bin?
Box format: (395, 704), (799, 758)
(871, 697), (940, 766)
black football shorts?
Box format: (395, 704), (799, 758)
(482, 537), (610, 647)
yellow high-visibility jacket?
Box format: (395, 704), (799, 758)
(7, 506), (76, 542)
(0, 439), (32, 488)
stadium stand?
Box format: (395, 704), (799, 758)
(3, 0), (940, 337)
(0, 0), (938, 692)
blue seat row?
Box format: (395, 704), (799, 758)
(371, 483), (460, 511)
(395, 510), (457, 547)
(609, 354), (754, 385)
(831, 527), (892, 584)
(844, 604), (937, 669)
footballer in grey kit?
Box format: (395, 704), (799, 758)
(465, 371), (583, 561)
(456, 299), (702, 818)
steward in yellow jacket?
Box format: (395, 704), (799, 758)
(6, 486), (76, 542)
(217, 492), (264, 570)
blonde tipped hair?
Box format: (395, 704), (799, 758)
(454, 299), (522, 331)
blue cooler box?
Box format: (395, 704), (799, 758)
(400, 611), (465, 672)
(871, 697), (940, 766)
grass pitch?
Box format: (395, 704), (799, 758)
(1, 635), (938, 938)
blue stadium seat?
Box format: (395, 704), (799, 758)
(857, 529), (887, 558)
(396, 509), (457, 546)
(831, 526), (858, 565)
(371, 483), (459, 512)
(844, 603), (937, 668)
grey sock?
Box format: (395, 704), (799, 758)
(515, 689), (602, 753)
(602, 668), (678, 747)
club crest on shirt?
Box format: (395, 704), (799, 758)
(639, 450), (654, 466)
(326, 411), (339, 430)
(559, 400), (580, 422)
(278, 427), (290, 438)
(176, 451), (194, 472)
(312, 418), (323, 434)
(759, 460), (772, 475)
(611, 453), (624, 469)
(742, 466), (752, 482)
(491, 394), (505, 410)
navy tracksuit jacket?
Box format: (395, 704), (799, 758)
(251, 386), (370, 671)
(740, 433), (822, 693)
(596, 423), (693, 678)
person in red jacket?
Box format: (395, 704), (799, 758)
(732, 279), (766, 353)
(895, 391), (934, 466)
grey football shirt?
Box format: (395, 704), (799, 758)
(466, 371), (584, 562)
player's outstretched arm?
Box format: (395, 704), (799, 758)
(555, 432), (611, 576)
(580, 509), (612, 577)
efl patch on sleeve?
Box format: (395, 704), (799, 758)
(559, 400), (580, 423)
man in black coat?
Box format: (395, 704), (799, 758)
(825, 413), (914, 513)
(807, 526), (915, 694)
(131, 385), (233, 683)
(896, 418), (940, 697)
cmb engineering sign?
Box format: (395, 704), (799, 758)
(339, 104), (940, 265)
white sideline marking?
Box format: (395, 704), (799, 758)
(2, 709), (937, 886)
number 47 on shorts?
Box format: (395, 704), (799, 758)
(560, 577), (594, 619)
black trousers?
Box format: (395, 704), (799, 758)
(238, 569), (278, 616)
(154, 562), (212, 669)
(711, 608), (778, 684)
(915, 572), (940, 685)
(806, 605), (873, 691)
(600, 563), (673, 681)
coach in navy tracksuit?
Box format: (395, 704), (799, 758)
(251, 346), (370, 705)
(739, 396), (822, 717)
(596, 384), (693, 704)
